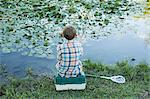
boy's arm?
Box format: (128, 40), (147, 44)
(57, 44), (62, 61)
(79, 43), (83, 56)
(80, 47), (83, 56)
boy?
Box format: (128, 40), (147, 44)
(55, 26), (84, 78)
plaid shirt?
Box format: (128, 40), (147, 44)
(56, 40), (83, 78)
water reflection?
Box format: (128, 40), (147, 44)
(138, 33), (150, 47)
(0, 52), (57, 77)
(83, 32), (150, 64)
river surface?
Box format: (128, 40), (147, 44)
(0, 31), (150, 77)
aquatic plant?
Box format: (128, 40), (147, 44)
(0, 0), (148, 59)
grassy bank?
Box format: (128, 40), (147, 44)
(0, 60), (150, 99)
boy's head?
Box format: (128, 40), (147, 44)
(62, 26), (76, 40)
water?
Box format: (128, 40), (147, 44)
(0, 0), (150, 78)
(83, 33), (150, 64)
(1, 31), (150, 78)
(0, 52), (57, 77)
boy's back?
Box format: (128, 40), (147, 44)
(56, 40), (83, 78)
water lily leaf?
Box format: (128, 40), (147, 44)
(0, 0), (146, 59)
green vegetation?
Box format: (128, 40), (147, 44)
(0, 0), (146, 58)
(0, 61), (149, 98)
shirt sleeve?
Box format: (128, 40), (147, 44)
(57, 44), (62, 61)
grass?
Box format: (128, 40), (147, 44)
(0, 60), (150, 99)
